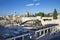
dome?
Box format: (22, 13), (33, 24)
(25, 11), (29, 15)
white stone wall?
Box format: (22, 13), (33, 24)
(52, 19), (60, 25)
(36, 16), (53, 20)
(21, 16), (60, 25)
(22, 16), (41, 22)
(57, 14), (60, 20)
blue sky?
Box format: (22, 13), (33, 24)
(0, 0), (60, 16)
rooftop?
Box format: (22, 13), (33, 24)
(0, 23), (58, 39)
(0, 25), (29, 39)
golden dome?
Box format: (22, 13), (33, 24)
(25, 11), (29, 15)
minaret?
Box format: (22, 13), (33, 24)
(13, 11), (16, 20)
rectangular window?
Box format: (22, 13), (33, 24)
(48, 29), (50, 33)
(43, 19), (52, 21)
(15, 37), (22, 40)
(41, 31), (43, 35)
(45, 30), (47, 34)
(37, 32), (40, 37)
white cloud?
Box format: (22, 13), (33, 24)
(26, 3), (40, 6)
(35, 3), (40, 6)
(26, 4), (34, 6)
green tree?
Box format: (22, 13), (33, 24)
(48, 13), (50, 17)
(48, 13), (53, 17)
(35, 12), (44, 17)
(29, 14), (35, 17)
(53, 9), (57, 19)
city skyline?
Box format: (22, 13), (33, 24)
(0, 0), (60, 16)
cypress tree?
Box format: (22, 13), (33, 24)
(53, 9), (57, 19)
